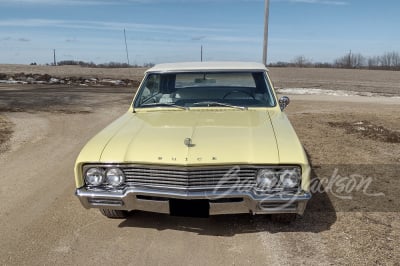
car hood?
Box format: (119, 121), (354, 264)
(98, 109), (281, 165)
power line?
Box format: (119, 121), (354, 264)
(124, 28), (130, 66)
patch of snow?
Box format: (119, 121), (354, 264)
(356, 126), (367, 131)
(100, 79), (126, 86)
(276, 88), (399, 98)
(0, 80), (27, 84)
(49, 78), (60, 84)
(26, 77), (35, 83)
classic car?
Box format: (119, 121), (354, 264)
(75, 62), (311, 222)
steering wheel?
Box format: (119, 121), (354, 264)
(223, 90), (255, 99)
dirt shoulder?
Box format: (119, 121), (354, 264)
(0, 85), (135, 113)
(0, 115), (13, 153)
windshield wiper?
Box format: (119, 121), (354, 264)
(141, 92), (162, 104)
(192, 101), (248, 110)
(140, 103), (188, 110)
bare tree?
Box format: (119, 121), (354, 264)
(380, 51), (400, 69)
(381, 53), (392, 68)
(334, 51), (365, 69)
(394, 53), (400, 68)
(292, 56), (311, 67)
(368, 56), (380, 69)
(270, 50), (400, 71)
(353, 53), (366, 68)
(334, 52), (351, 68)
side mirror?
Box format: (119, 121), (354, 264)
(279, 96), (290, 111)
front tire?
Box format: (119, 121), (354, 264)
(99, 209), (128, 219)
(271, 213), (297, 223)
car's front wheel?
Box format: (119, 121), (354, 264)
(271, 213), (297, 223)
(99, 209), (128, 219)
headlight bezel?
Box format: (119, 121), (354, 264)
(105, 168), (126, 187)
(84, 167), (105, 187)
(256, 166), (302, 191)
(279, 168), (301, 189)
(83, 166), (126, 188)
(256, 169), (280, 189)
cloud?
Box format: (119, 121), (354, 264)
(0, 19), (228, 33)
(0, 0), (349, 5)
(0, 0), (249, 4)
(191, 36), (206, 41)
(279, 0), (349, 5)
(0, 0), (114, 6)
(0, 0), (227, 5)
(65, 38), (78, 43)
(190, 35), (259, 43)
(0, 37), (30, 42)
(206, 35), (260, 43)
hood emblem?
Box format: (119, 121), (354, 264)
(184, 138), (194, 147)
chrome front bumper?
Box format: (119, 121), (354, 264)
(76, 187), (311, 215)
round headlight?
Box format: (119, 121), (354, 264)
(85, 167), (105, 186)
(256, 169), (279, 189)
(106, 168), (125, 187)
(280, 169), (300, 188)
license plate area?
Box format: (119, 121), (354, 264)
(169, 199), (210, 217)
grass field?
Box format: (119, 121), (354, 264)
(1, 64), (399, 95)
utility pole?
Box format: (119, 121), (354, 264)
(124, 28), (130, 66)
(201, 45), (203, 62)
(53, 49), (57, 66)
(349, 49), (352, 67)
(262, 0), (270, 66)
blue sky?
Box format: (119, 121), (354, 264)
(0, 0), (399, 65)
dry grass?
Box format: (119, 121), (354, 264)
(1, 64), (400, 95)
(0, 64), (147, 80)
(0, 115), (13, 153)
(269, 67), (400, 95)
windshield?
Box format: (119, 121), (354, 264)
(134, 72), (276, 109)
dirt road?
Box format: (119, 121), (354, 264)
(0, 85), (399, 265)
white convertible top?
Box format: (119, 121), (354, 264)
(146, 61), (268, 73)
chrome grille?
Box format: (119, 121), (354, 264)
(122, 166), (256, 190)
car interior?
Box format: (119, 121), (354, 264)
(135, 72), (276, 108)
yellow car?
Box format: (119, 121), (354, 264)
(75, 62), (311, 222)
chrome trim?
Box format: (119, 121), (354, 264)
(76, 187), (311, 215)
(279, 96), (290, 111)
(123, 167), (256, 190)
(78, 164), (309, 215)
(82, 163), (303, 171)
(82, 164), (302, 193)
